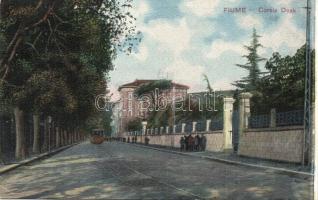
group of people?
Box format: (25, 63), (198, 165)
(127, 136), (138, 143)
(180, 134), (207, 152)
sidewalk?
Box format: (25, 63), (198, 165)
(0, 144), (77, 175)
(127, 142), (313, 177)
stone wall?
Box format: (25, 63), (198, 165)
(238, 126), (304, 163)
(126, 131), (224, 152)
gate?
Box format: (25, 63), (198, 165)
(232, 110), (239, 153)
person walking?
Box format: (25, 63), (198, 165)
(201, 134), (207, 151)
(194, 135), (199, 151)
(180, 136), (185, 151)
(188, 134), (194, 151)
(185, 135), (189, 151)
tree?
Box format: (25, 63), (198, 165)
(252, 44), (315, 113)
(203, 74), (213, 93)
(134, 79), (172, 102)
(233, 28), (266, 91)
(0, 0), (138, 159)
(127, 118), (142, 132)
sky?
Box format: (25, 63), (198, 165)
(109, 0), (309, 100)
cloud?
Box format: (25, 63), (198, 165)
(132, 44), (149, 61)
(205, 39), (246, 59)
(212, 79), (235, 90)
(109, 0), (306, 99)
(269, 0), (295, 7)
(143, 18), (192, 56)
(237, 15), (262, 30)
(180, 0), (220, 17)
(163, 59), (205, 92)
(260, 15), (305, 54)
(131, 0), (150, 19)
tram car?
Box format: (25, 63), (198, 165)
(90, 129), (112, 144)
(90, 129), (105, 144)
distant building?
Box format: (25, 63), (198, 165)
(116, 79), (189, 135)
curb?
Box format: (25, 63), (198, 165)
(0, 143), (79, 176)
(126, 142), (314, 178)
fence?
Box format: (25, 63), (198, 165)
(211, 119), (223, 131)
(127, 117), (224, 136)
(249, 114), (270, 128)
(196, 120), (206, 132)
(276, 110), (304, 126)
(249, 110), (304, 129)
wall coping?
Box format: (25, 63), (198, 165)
(138, 131), (223, 136)
(246, 125), (304, 133)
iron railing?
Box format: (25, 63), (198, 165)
(249, 114), (270, 128)
(196, 120), (206, 132)
(211, 119), (223, 131)
(184, 122), (192, 133)
(276, 110), (304, 127)
(175, 124), (182, 133)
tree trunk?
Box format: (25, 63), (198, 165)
(32, 114), (40, 154)
(64, 130), (67, 145)
(48, 118), (51, 152)
(42, 118), (48, 152)
(14, 107), (26, 160)
(60, 128), (63, 146)
(69, 130), (72, 144)
(56, 126), (60, 148)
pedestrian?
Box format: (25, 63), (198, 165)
(128, 137), (130, 143)
(188, 134), (194, 151)
(180, 136), (185, 151)
(201, 134), (207, 151)
(185, 135), (189, 151)
(194, 135), (200, 151)
(145, 137), (150, 145)
(198, 135), (203, 151)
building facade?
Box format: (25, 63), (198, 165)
(116, 79), (189, 135)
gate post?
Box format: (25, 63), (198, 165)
(270, 108), (277, 128)
(239, 93), (252, 130)
(181, 123), (186, 133)
(223, 97), (235, 151)
(206, 119), (211, 132)
(142, 121), (147, 135)
(192, 122), (197, 133)
(238, 92), (252, 153)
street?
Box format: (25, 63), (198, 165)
(0, 142), (313, 199)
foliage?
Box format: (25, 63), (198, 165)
(233, 28), (266, 91)
(134, 79), (172, 97)
(203, 74), (213, 93)
(84, 111), (112, 133)
(0, 0), (138, 129)
(251, 45), (314, 114)
(127, 118), (142, 131)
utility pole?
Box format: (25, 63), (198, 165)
(302, 0), (313, 167)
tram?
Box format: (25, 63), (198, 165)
(91, 129), (111, 144)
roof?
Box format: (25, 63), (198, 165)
(118, 79), (189, 91)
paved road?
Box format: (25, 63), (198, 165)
(0, 142), (313, 199)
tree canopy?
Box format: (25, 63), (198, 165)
(251, 45), (314, 114)
(0, 0), (138, 129)
(233, 28), (266, 91)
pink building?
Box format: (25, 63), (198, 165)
(117, 79), (189, 134)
